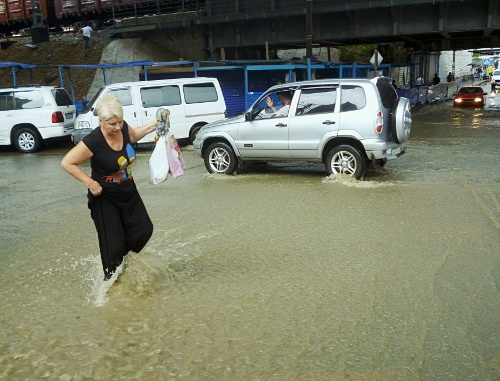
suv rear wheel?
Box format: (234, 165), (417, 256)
(204, 142), (237, 175)
(14, 127), (42, 153)
(325, 144), (366, 179)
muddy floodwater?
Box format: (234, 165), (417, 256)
(1, 96), (499, 380)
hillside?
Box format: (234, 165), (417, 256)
(0, 34), (109, 100)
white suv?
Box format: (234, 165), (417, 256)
(0, 85), (76, 153)
(194, 77), (411, 179)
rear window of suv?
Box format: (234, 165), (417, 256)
(15, 91), (44, 109)
(0, 91), (45, 110)
(340, 85), (366, 112)
(376, 80), (397, 108)
(52, 88), (74, 106)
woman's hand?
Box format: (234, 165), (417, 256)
(87, 179), (103, 196)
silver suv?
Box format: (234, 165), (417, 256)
(0, 85), (76, 153)
(194, 77), (411, 179)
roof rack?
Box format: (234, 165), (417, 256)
(0, 84), (44, 90)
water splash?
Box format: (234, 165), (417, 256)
(322, 173), (395, 188)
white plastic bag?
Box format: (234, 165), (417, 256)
(149, 136), (169, 185)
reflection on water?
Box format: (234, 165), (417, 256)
(0, 103), (499, 380)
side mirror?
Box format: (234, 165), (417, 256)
(93, 108), (97, 116)
(245, 112), (251, 121)
(452, 93), (457, 96)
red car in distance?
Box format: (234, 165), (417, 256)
(453, 86), (487, 107)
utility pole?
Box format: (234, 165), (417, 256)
(305, 0), (313, 58)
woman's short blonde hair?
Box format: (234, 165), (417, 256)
(96, 93), (123, 121)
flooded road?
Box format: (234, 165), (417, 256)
(0, 94), (499, 380)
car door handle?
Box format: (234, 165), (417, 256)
(322, 120), (336, 125)
(275, 123), (287, 128)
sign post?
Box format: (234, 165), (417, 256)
(370, 50), (383, 78)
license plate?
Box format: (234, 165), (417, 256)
(392, 146), (403, 156)
(66, 112), (73, 119)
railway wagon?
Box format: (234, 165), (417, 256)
(0, 0), (191, 34)
(0, 0), (53, 27)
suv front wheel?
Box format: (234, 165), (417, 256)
(325, 144), (366, 179)
(14, 127), (42, 153)
(204, 142), (237, 175)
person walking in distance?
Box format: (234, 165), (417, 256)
(79, 24), (94, 51)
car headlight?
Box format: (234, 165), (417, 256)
(76, 121), (91, 130)
(474, 97), (482, 102)
(455, 98), (462, 103)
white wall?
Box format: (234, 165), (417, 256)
(440, 50), (473, 79)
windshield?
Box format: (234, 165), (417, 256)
(458, 87), (483, 94)
(86, 88), (105, 109)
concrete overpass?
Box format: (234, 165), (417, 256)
(102, 0), (499, 58)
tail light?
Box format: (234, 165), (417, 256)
(52, 111), (64, 123)
(375, 111), (383, 133)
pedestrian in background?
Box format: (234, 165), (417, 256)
(61, 94), (157, 281)
(79, 24), (94, 51)
(432, 73), (440, 85)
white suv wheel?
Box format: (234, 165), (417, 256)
(15, 128), (41, 153)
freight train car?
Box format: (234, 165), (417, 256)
(0, 0), (58, 35)
(0, 0), (196, 35)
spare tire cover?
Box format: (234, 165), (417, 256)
(392, 97), (412, 144)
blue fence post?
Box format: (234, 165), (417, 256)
(244, 66), (249, 109)
(102, 68), (109, 85)
(58, 66), (65, 89)
(66, 68), (76, 102)
(12, 67), (19, 86)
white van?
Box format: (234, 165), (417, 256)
(72, 77), (227, 144)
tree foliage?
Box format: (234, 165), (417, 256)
(338, 44), (377, 63)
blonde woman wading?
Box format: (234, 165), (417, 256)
(62, 94), (157, 281)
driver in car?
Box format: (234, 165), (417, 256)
(266, 91), (293, 117)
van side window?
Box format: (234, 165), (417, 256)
(109, 88), (133, 106)
(340, 85), (366, 112)
(0, 92), (15, 111)
(14, 91), (44, 109)
(296, 88), (337, 115)
(141, 86), (181, 107)
(184, 83), (218, 104)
